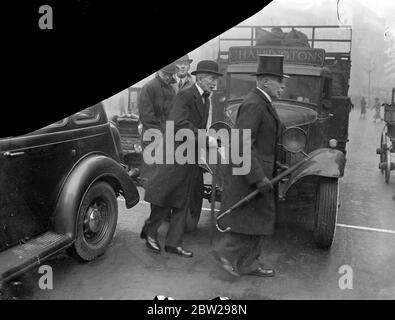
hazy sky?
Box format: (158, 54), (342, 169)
(105, 0), (394, 113)
(241, 0), (395, 27)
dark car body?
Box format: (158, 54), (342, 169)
(0, 103), (139, 283)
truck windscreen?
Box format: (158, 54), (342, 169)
(228, 73), (320, 105)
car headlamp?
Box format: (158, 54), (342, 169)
(133, 143), (143, 153)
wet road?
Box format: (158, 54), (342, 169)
(2, 108), (395, 300)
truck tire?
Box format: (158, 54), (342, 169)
(68, 181), (118, 261)
(313, 178), (339, 249)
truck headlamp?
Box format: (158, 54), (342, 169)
(281, 127), (307, 153)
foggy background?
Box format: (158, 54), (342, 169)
(103, 0), (395, 118)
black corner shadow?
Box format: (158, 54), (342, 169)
(1, 0), (271, 137)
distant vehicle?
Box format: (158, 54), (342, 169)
(0, 103), (140, 284)
(113, 87), (143, 175)
(376, 88), (395, 183)
(205, 25), (353, 249)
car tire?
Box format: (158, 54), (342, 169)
(313, 178), (339, 250)
(69, 181), (118, 261)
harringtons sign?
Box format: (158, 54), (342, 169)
(229, 46), (326, 66)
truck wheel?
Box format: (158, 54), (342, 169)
(313, 178), (339, 249)
(69, 181), (118, 261)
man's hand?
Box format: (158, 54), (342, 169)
(256, 177), (273, 194)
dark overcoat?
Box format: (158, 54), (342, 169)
(137, 74), (176, 182)
(138, 74), (176, 136)
(219, 88), (284, 235)
(144, 84), (208, 209)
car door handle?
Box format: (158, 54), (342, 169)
(3, 151), (25, 157)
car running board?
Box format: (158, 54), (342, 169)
(0, 231), (71, 284)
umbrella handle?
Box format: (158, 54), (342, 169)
(216, 155), (312, 225)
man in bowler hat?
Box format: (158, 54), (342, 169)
(212, 55), (287, 277)
(141, 60), (222, 257)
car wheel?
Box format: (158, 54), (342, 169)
(313, 178), (339, 250)
(69, 181), (118, 261)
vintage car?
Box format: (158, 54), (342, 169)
(112, 113), (143, 175)
(0, 103), (140, 284)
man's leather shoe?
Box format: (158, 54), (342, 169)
(145, 236), (161, 253)
(247, 267), (275, 277)
(164, 246), (193, 258)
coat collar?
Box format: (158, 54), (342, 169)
(252, 87), (281, 124)
(256, 87), (272, 103)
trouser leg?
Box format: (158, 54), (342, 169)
(144, 204), (172, 239)
(165, 200), (188, 247)
(212, 231), (266, 275)
(212, 231), (246, 272)
(236, 235), (265, 274)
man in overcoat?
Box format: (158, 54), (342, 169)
(141, 60), (222, 257)
(172, 54), (203, 231)
(212, 55), (287, 277)
(137, 63), (177, 182)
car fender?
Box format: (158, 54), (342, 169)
(53, 153), (139, 239)
(280, 148), (346, 197)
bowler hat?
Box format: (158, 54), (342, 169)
(191, 60), (223, 76)
(175, 54), (193, 64)
(252, 54), (289, 78)
(161, 63), (177, 74)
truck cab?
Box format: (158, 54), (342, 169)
(212, 25), (353, 249)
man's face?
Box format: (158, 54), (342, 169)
(175, 60), (190, 78)
(198, 74), (218, 93)
(159, 71), (175, 84)
(259, 77), (285, 99)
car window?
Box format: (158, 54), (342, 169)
(72, 106), (101, 124)
(44, 117), (69, 129)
